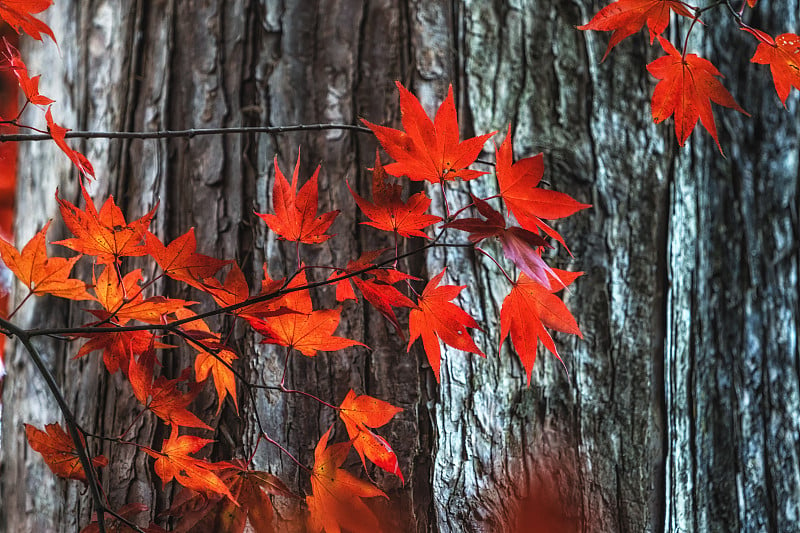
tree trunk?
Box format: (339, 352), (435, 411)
(1, 1), (798, 532)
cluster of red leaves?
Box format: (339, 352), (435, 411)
(2, 4), (588, 531)
(579, 0), (799, 152)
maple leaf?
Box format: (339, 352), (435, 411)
(45, 107), (95, 179)
(55, 183), (156, 263)
(25, 423), (108, 483)
(349, 151), (441, 238)
(80, 503), (167, 533)
(167, 459), (296, 533)
(200, 262), (290, 320)
(74, 327), (173, 374)
(445, 195), (562, 289)
(500, 269), (583, 385)
(407, 268), (484, 382)
(362, 81), (495, 184)
(144, 229), (230, 288)
(1, 37), (53, 105)
(306, 428), (387, 533)
(647, 36), (749, 154)
(338, 389), (403, 482)
(0, 221), (92, 300)
(143, 433), (235, 502)
(255, 151), (339, 243)
(91, 266), (191, 325)
(328, 249), (417, 338)
(246, 270), (364, 357)
(129, 344), (212, 431)
(495, 128), (590, 250)
(577, 0), (694, 61)
(0, 0), (56, 42)
(174, 308), (238, 413)
(750, 33), (800, 107)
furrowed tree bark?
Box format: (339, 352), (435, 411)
(1, 1), (798, 532)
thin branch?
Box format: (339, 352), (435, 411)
(0, 123), (373, 142)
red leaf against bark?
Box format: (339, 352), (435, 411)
(45, 107), (95, 179)
(495, 128), (590, 250)
(74, 326), (173, 374)
(0, 221), (92, 300)
(246, 270), (364, 357)
(0, 0), (56, 42)
(55, 183), (155, 263)
(256, 151), (339, 244)
(166, 459), (296, 533)
(1, 37), (53, 105)
(306, 428), (387, 533)
(348, 151), (441, 238)
(750, 32), (800, 106)
(407, 268), (484, 382)
(144, 433), (235, 502)
(81, 503), (167, 533)
(363, 81), (495, 183)
(128, 344), (212, 431)
(25, 423), (107, 483)
(339, 389), (403, 482)
(648, 36), (748, 154)
(577, 0), (694, 60)
(144, 229), (230, 289)
(500, 269), (583, 385)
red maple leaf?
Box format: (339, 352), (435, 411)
(407, 268), (484, 382)
(128, 344), (212, 431)
(25, 423), (108, 483)
(750, 32), (800, 107)
(144, 229), (230, 289)
(45, 107), (95, 179)
(74, 327), (173, 374)
(577, 0), (694, 61)
(143, 433), (235, 502)
(306, 428), (387, 533)
(500, 269), (583, 385)
(445, 195), (562, 289)
(246, 270), (364, 357)
(0, 0), (56, 42)
(338, 389), (403, 482)
(55, 183), (155, 264)
(363, 81), (495, 183)
(166, 458), (296, 533)
(1, 37), (53, 105)
(0, 221), (92, 300)
(495, 128), (590, 250)
(349, 151), (441, 238)
(647, 36), (748, 154)
(255, 151), (339, 244)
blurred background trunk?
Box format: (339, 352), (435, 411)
(1, 1), (797, 532)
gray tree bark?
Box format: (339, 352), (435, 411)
(1, 1), (798, 532)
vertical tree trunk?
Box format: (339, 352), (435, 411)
(1, 1), (798, 532)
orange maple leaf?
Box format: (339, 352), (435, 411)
(255, 151), (339, 244)
(338, 389), (403, 482)
(577, 0), (694, 61)
(166, 459), (296, 533)
(55, 183), (156, 263)
(174, 308), (238, 413)
(144, 433), (235, 502)
(246, 270), (364, 357)
(407, 268), (484, 382)
(74, 327), (173, 374)
(25, 423), (107, 483)
(129, 344), (212, 431)
(45, 108), (95, 180)
(363, 81), (495, 184)
(647, 36), (748, 154)
(0, 221), (92, 301)
(349, 151), (441, 238)
(144, 229), (230, 288)
(500, 269), (583, 385)
(750, 32), (800, 107)
(306, 428), (387, 533)
(1, 37), (53, 105)
(0, 0), (56, 42)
